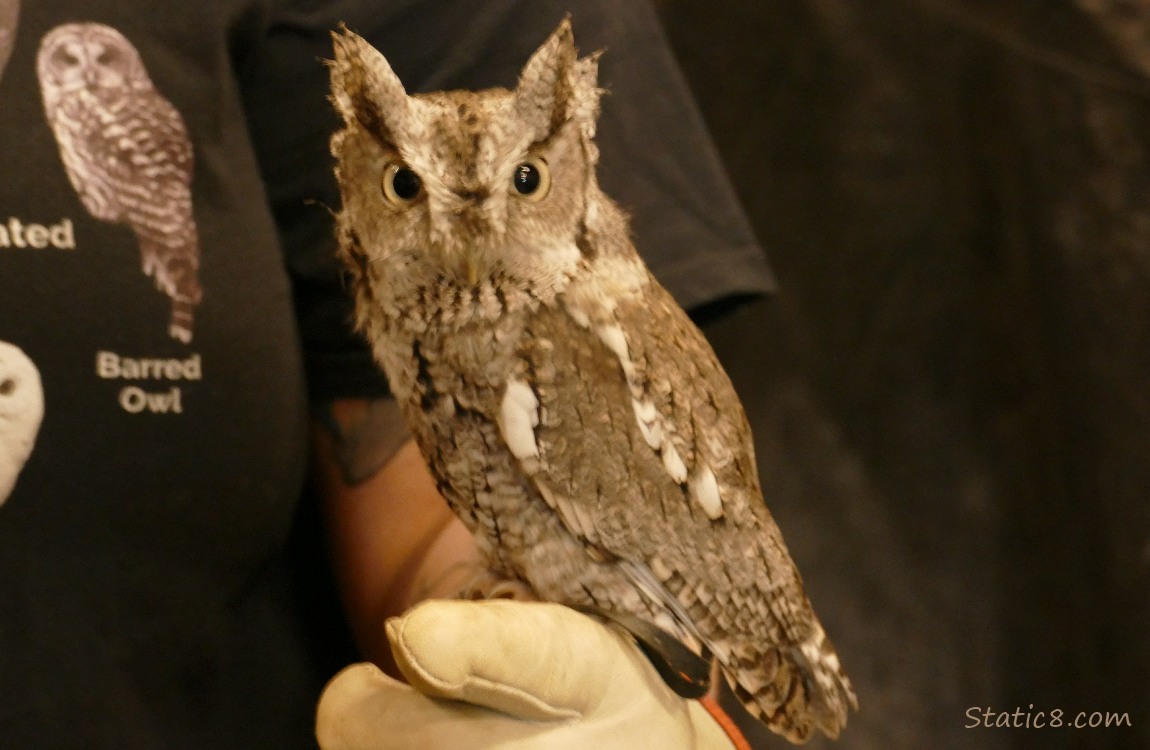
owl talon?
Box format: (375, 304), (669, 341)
(458, 572), (537, 602)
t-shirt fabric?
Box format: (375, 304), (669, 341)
(0, 1), (772, 747)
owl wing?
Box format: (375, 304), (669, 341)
(52, 88), (193, 227)
(104, 90), (194, 204)
(509, 273), (800, 634)
(501, 268), (854, 740)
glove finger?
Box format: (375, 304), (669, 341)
(316, 662), (535, 749)
(386, 599), (637, 721)
(316, 663), (414, 750)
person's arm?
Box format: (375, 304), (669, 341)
(310, 398), (478, 674)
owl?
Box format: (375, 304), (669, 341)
(0, 341), (43, 506)
(330, 20), (856, 743)
(37, 23), (201, 343)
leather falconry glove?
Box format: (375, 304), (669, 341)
(316, 599), (740, 749)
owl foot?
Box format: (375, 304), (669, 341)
(457, 570), (537, 602)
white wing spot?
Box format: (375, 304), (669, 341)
(499, 378), (540, 460)
(632, 397), (663, 449)
(633, 397), (657, 424)
(648, 555), (673, 581)
(691, 465), (724, 520)
(597, 324), (634, 378)
(801, 639), (825, 673)
(662, 444), (689, 484)
(536, 480), (558, 510)
(590, 321), (697, 488)
(565, 303), (591, 329)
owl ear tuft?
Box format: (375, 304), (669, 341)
(515, 17), (601, 142)
(329, 26), (408, 144)
(571, 51), (603, 141)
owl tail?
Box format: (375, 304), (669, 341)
(139, 235), (202, 343)
(163, 271), (199, 344)
(168, 296), (196, 344)
(618, 558), (857, 741)
(722, 623), (857, 744)
(594, 604), (856, 744)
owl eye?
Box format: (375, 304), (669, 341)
(55, 50), (80, 67)
(382, 163), (423, 206)
(510, 157), (551, 202)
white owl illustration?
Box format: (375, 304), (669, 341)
(0, 342), (43, 505)
(37, 23), (201, 343)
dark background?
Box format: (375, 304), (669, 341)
(654, 1), (1149, 748)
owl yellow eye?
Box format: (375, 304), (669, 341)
(382, 163), (423, 206)
(510, 157), (551, 202)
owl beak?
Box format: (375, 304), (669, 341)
(456, 193), (503, 281)
(430, 222), (488, 284)
(430, 187), (504, 283)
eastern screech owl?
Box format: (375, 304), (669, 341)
(329, 20), (855, 742)
(37, 22), (202, 343)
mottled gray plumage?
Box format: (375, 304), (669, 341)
(37, 23), (201, 342)
(329, 20), (856, 742)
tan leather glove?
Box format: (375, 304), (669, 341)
(316, 599), (736, 749)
